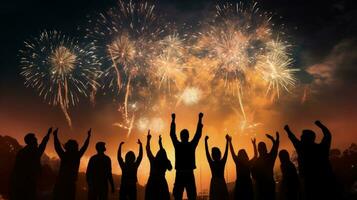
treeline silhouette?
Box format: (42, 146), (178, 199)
(0, 113), (356, 200)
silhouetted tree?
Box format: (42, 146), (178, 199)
(0, 135), (22, 198)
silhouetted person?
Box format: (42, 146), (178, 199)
(86, 142), (115, 200)
(278, 150), (300, 200)
(284, 121), (338, 200)
(205, 135), (229, 200)
(118, 139), (143, 200)
(251, 132), (279, 200)
(145, 130), (172, 200)
(170, 112), (203, 200)
(53, 128), (91, 200)
(228, 136), (255, 200)
(10, 128), (52, 200)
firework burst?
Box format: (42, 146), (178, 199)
(86, 0), (167, 135)
(196, 2), (273, 123)
(87, 0), (166, 92)
(20, 30), (101, 127)
(150, 34), (188, 93)
(257, 40), (299, 99)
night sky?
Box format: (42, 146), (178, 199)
(1, 0), (357, 189)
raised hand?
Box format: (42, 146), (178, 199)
(159, 135), (163, 149)
(266, 134), (275, 141)
(147, 130), (152, 140)
(251, 138), (256, 145)
(171, 113), (176, 121)
(199, 112), (204, 119)
(120, 141), (125, 146)
(137, 139), (142, 145)
(88, 128), (92, 137)
(53, 128), (59, 136)
(315, 120), (326, 128)
(47, 127), (53, 136)
(205, 135), (209, 141)
(284, 125), (290, 132)
(266, 132), (279, 142)
(226, 134), (231, 141)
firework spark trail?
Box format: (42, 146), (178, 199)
(108, 48), (123, 91)
(20, 30), (100, 128)
(58, 83), (72, 127)
(124, 74), (132, 119)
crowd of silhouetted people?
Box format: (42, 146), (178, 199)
(8, 113), (343, 200)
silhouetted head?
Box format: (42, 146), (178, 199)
(180, 129), (189, 142)
(24, 133), (38, 146)
(125, 151), (136, 164)
(258, 142), (268, 156)
(237, 149), (249, 163)
(96, 142), (106, 153)
(64, 140), (79, 152)
(211, 147), (221, 161)
(301, 130), (316, 144)
(156, 149), (168, 161)
(279, 149), (290, 164)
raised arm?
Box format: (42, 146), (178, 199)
(192, 112), (204, 147)
(222, 134), (229, 164)
(315, 120), (331, 149)
(266, 132), (280, 160)
(252, 138), (258, 160)
(170, 113), (179, 146)
(53, 128), (65, 158)
(228, 135), (238, 162)
(79, 129), (91, 157)
(117, 142), (125, 168)
(135, 139), (143, 166)
(159, 135), (163, 150)
(284, 125), (300, 149)
(39, 127), (52, 156)
(146, 130), (154, 161)
(205, 136), (213, 166)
